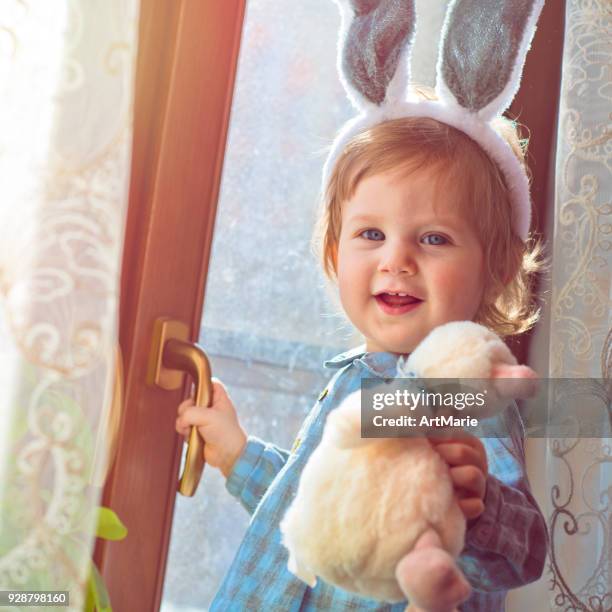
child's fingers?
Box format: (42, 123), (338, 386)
(175, 419), (202, 439)
(176, 405), (215, 433)
(179, 380), (227, 413)
(449, 465), (486, 499)
(176, 422), (194, 438)
(210, 378), (230, 407)
(177, 397), (195, 415)
(458, 497), (485, 520)
(175, 407), (198, 436)
(430, 442), (487, 473)
(429, 435), (488, 472)
(428, 432), (484, 450)
(175, 414), (191, 436)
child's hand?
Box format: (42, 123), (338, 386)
(428, 434), (488, 521)
(175, 378), (248, 478)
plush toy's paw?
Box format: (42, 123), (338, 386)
(396, 529), (471, 612)
(490, 363), (540, 400)
(287, 552), (317, 588)
(281, 509), (318, 588)
(324, 391), (371, 449)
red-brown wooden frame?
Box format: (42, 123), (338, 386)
(94, 2), (246, 611)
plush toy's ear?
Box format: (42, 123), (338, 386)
(333, 0), (416, 109)
(435, 0), (544, 121)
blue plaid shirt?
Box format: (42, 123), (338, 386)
(210, 347), (548, 611)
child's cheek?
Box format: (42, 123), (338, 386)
(337, 244), (369, 322)
(432, 261), (484, 306)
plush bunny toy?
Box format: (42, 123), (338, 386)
(279, 322), (538, 609)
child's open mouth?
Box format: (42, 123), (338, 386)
(374, 293), (423, 315)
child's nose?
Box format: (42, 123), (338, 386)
(377, 243), (417, 275)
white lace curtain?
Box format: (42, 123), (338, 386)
(544, 1), (611, 610)
(0, 2), (139, 609)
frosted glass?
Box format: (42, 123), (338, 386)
(198, 1), (356, 349)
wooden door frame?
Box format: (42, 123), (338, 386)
(94, 2), (246, 611)
(507, 0), (565, 364)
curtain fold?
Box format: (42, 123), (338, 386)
(0, 2), (139, 608)
(546, 0), (611, 610)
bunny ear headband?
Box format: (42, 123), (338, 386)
(324, 0), (545, 241)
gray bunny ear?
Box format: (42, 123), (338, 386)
(333, 0), (416, 109)
(436, 0), (544, 121)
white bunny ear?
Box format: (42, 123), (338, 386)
(436, 0), (545, 121)
(333, 0), (416, 110)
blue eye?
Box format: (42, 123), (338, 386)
(422, 234), (448, 245)
(360, 229), (385, 241)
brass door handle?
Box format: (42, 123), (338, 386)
(147, 318), (213, 496)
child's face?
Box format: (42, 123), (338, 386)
(336, 166), (485, 354)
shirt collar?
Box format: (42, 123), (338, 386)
(323, 345), (367, 368)
(324, 345), (405, 379)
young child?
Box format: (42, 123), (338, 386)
(176, 2), (550, 609)
(175, 107), (549, 611)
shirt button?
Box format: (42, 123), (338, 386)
(291, 437), (302, 454)
(318, 388), (329, 402)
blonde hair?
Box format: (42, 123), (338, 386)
(313, 89), (546, 337)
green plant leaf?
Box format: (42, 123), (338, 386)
(96, 507), (127, 541)
(85, 569), (96, 612)
(85, 562), (112, 612)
